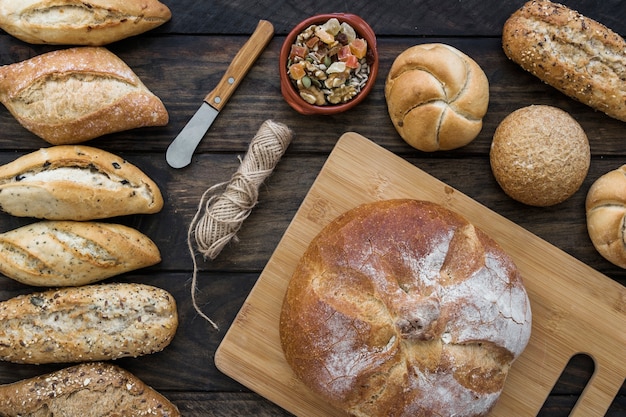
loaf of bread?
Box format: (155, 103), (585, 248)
(280, 199), (532, 417)
(502, 0), (626, 122)
(0, 145), (164, 220)
(490, 105), (590, 206)
(385, 43), (489, 151)
(0, 362), (180, 416)
(585, 165), (626, 269)
(0, 283), (177, 364)
(0, 46), (169, 144)
(0, 0), (171, 46)
(0, 220), (161, 287)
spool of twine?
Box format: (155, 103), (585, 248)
(187, 119), (293, 329)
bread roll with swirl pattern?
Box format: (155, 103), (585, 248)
(586, 165), (626, 268)
(0, 0), (172, 45)
(0, 283), (177, 364)
(0, 362), (181, 416)
(0, 47), (168, 144)
(0, 145), (163, 220)
(385, 43), (489, 151)
(0, 220), (161, 287)
(280, 199), (532, 417)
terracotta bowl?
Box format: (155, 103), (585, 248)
(279, 13), (378, 115)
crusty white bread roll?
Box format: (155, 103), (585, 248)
(0, 220), (161, 287)
(280, 199), (532, 417)
(490, 105), (590, 207)
(0, 46), (169, 144)
(385, 43), (489, 151)
(502, 0), (626, 122)
(0, 362), (181, 417)
(0, 283), (177, 364)
(586, 165), (626, 269)
(0, 0), (171, 46)
(0, 145), (164, 220)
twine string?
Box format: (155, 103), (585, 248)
(187, 120), (293, 330)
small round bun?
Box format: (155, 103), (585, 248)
(280, 199), (532, 417)
(586, 166), (626, 268)
(385, 43), (489, 151)
(490, 105), (590, 207)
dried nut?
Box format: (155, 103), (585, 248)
(300, 86), (326, 105)
(314, 70), (327, 80)
(325, 72), (348, 88)
(328, 85), (357, 104)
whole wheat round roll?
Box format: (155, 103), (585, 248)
(490, 105), (590, 207)
(280, 199), (532, 417)
(385, 43), (489, 151)
(586, 166), (626, 269)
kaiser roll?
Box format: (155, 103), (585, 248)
(586, 165), (626, 268)
(385, 43), (489, 151)
(280, 199), (532, 417)
(490, 105), (590, 206)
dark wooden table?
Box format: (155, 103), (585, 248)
(0, 0), (624, 416)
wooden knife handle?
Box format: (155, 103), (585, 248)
(204, 20), (274, 111)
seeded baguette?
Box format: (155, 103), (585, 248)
(502, 0), (626, 122)
(0, 145), (164, 220)
(0, 283), (178, 364)
(0, 220), (161, 287)
(0, 46), (169, 144)
(0, 362), (181, 417)
(0, 0), (171, 46)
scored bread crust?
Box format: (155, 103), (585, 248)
(502, 0), (626, 122)
(585, 165), (626, 269)
(0, 283), (178, 364)
(280, 199), (531, 417)
(0, 0), (172, 45)
(0, 46), (169, 144)
(0, 145), (164, 220)
(0, 220), (161, 286)
(0, 362), (181, 416)
(385, 43), (489, 152)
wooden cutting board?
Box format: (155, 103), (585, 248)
(215, 132), (625, 417)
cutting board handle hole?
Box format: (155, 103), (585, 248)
(537, 353), (594, 416)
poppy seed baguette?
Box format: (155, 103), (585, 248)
(502, 0), (626, 122)
(0, 221), (161, 287)
(0, 283), (178, 364)
(0, 362), (181, 417)
(0, 145), (164, 220)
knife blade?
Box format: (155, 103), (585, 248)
(166, 20), (274, 168)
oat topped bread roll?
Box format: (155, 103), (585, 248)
(0, 0), (172, 45)
(502, 0), (626, 122)
(0, 145), (164, 220)
(0, 362), (181, 416)
(0, 46), (169, 144)
(0, 220), (161, 287)
(280, 199), (532, 417)
(0, 283), (178, 364)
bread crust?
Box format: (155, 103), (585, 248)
(280, 199), (531, 417)
(585, 165), (626, 268)
(385, 43), (489, 151)
(0, 0), (171, 45)
(0, 220), (161, 286)
(502, 0), (626, 122)
(0, 283), (178, 364)
(0, 145), (164, 220)
(0, 47), (169, 144)
(0, 362), (181, 416)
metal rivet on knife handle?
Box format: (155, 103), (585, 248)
(166, 20), (275, 169)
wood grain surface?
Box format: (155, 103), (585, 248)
(0, 0), (623, 416)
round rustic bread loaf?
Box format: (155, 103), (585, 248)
(490, 105), (590, 206)
(385, 43), (489, 151)
(586, 165), (626, 268)
(280, 199), (532, 417)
